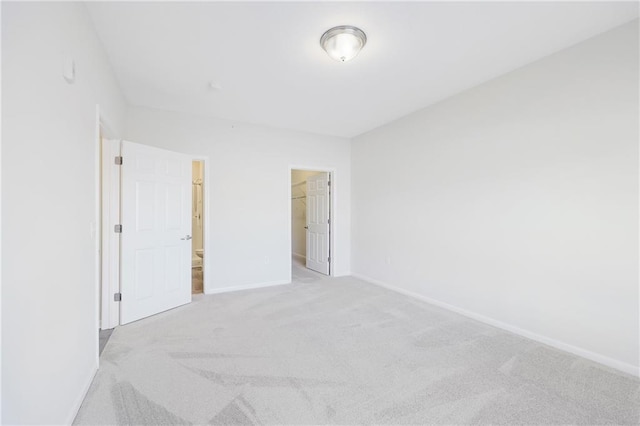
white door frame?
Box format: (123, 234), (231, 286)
(191, 156), (211, 294)
(100, 138), (121, 330)
(288, 165), (336, 282)
(96, 106), (120, 333)
(95, 106), (119, 371)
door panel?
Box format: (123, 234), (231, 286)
(306, 172), (330, 275)
(121, 141), (192, 324)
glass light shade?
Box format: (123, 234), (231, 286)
(320, 26), (367, 62)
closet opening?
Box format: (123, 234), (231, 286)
(290, 168), (333, 277)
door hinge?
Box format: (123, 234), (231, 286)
(114, 156), (123, 165)
(328, 257), (331, 262)
(328, 180), (331, 187)
(114, 224), (122, 233)
(114, 292), (122, 302)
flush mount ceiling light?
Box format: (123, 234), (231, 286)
(320, 25), (367, 62)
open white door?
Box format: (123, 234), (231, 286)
(306, 172), (330, 275)
(120, 141), (192, 324)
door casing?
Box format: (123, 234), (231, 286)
(96, 106), (120, 341)
(100, 138), (121, 330)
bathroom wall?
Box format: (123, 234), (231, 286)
(291, 170), (322, 259)
(192, 161), (204, 266)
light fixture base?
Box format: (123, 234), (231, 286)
(320, 25), (367, 62)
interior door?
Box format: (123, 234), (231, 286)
(120, 141), (192, 324)
(306, 172), (330, 275)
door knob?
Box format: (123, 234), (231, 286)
(181, 235), (192, 240)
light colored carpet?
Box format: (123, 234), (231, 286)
(99, 329), (114, 356)
(75, 261), (640, 425)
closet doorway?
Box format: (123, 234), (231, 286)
(291, 168), (332, 276)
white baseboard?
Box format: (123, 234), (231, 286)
(66, 363), (98, 424)
(292, 252), (305, 261)
(205, 279), (290, 295)
(352, 273), (639, 378)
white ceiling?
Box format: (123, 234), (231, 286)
(86, 2), (638, 138)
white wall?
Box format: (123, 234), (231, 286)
(1, 2), (126, 424)
(352, 21), (639, 374)
(291, 169), (322, 258)
(125, 106), (351, 291)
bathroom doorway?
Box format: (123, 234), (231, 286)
(192, 160), (205, 294)
(98, 137), (212, 329)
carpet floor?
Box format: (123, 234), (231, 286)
(75, 261), (640, 425)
